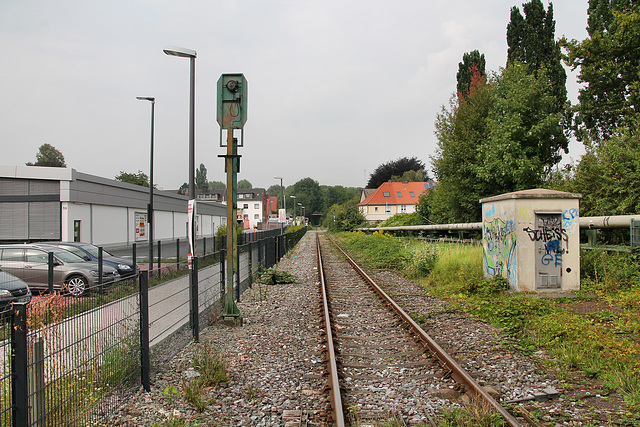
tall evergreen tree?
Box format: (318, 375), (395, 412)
(195, 163), (208, 190)
(507, 0), (567, 113)
(456, 50), (486, 99)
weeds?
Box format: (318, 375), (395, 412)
(258, 268), (298, 286)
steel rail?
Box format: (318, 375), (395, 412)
(325, 234), (522, 427)
(316, 234), (346, 427)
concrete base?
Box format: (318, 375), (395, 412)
(222, 315), (243, 327)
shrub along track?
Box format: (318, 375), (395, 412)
(317, 234), (523, 426)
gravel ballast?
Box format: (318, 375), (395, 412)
(108, 231), (634, 426)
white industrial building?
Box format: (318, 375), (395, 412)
(0, 165), (226, 246)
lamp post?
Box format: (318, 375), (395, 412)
(163, 45), (197, 200)
(274, 177), (284, 227)
(290, 195), (296, 225)
(136, 96), (155, 273)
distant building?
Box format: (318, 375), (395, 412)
(196, 188), (269, 230)
(358, 181), (435, 223)
(0, 165), (226, 246)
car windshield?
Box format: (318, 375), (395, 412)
(48, 247), (87, 263)
(75, 244), (114, 258)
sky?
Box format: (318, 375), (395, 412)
(0, 0), (589, 191)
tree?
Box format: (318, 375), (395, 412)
(195, 163), (208, 190)
(115, 170), (149, 187)
(323, 197), (366, 232)
(208, 180), (225, 190)
(431, 67), (492, 223)
(456, 50), (486, 99)
(178, 183), (188, 195)
(390, 170), (426, 183)
(26, 143), (66, 167)
(288, 177), (323, 215)
(563, 4), (640, 143)
(569, 121), (640, 216)
(507, 0), (568, 115)
(366, 157), (428, 188)
(266, 185), (282, 197)
(238, 179), (252, 189)
(431, 63), (567, 223)
(475, 64), (568, 193)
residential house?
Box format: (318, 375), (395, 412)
(358, 181), (435, 223)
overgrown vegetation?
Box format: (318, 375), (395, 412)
(337, 232), (640, 415)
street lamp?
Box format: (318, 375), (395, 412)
(274, 177), (284, 226)
(163, 45), (197, 199)
(290, 196), (296, 224)
(136, 96), (155, 273)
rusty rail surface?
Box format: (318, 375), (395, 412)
(316, 235), (346, 427)
(323, 234), (522, 427)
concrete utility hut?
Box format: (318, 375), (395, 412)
(481, 189), (581, 293)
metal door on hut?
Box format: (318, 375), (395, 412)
(535, 213), (563, 290)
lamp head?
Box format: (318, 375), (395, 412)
(163, 46), (197, 58)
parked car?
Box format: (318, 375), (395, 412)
(39, 242), (138, 278)
(0, 270), (32, 309)
(0, 244), (119, 296)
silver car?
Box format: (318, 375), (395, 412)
(0, 244), (119, 296)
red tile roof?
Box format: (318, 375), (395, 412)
(359, 182), (431, 206)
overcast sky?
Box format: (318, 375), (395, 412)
(1, 0), (589, 191)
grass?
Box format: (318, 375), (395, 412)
(176, 341), (228, 413)
(336, 232), (640, 414)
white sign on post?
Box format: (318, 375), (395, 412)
(278, 208), (286, 223)
(187, 200), (196, 268)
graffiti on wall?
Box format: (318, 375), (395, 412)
(523, 215), (567, 268)
(483, 217), (517, 287)
(562, 208), (579, 233)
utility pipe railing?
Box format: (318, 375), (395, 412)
(359, 215), (640, 232)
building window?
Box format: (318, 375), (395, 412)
(410, 191), (415, 198)
(254, 214), (259, 219)
(400, 205), (407, 213)
(383, 191), (390, 197)
(243, 204), (249, 209)
(397, 192), (402, 198)
(385, 205), (391, 213)
(374, 207), (379, 212)
(254, 203), (259, 209)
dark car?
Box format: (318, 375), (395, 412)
(0, 270), (32, 309)
(39, 242), (138, 278)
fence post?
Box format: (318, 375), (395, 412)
(203, 236), (206, 256)
(191, 257), (199, 342)
(98, 247), (104, 294)
(220, 248), (226, 303)
(248, 241), (253, 288)
(235, 257), (241, 303)
(47, 252), (54, 294)
(139, 271), (150, 392)
(12, 303), (28, 427)
(157, 241), (162, 278)
(176, 238), (180, 270)
(132, 243), (137, 274)
(28, 336), (45, 427)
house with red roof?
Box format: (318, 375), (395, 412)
(358, 181), (435, 223)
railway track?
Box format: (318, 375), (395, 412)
(316, 233), (523, 426)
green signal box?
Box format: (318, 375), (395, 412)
(217, 74), (247, 146)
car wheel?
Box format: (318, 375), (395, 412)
(65, 275), (88, 296)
